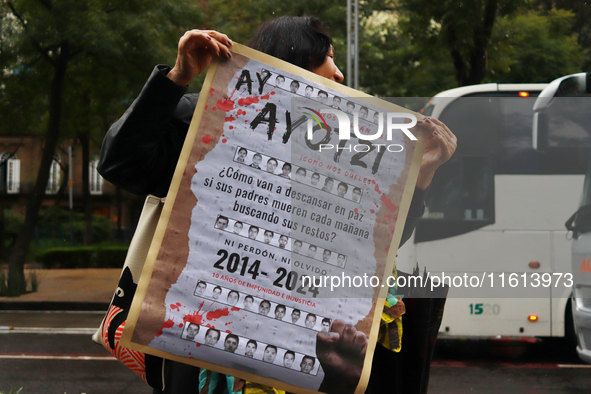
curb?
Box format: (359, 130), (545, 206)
(0, 302), (109, 311)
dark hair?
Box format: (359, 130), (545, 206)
(247, 339), (257, 347)
(249, 16), (332, 70)
(284, 350), (295, 357)
(322, 318), (331, 324)
(225, 334), (239, 343)
(245, 295), (254, 302)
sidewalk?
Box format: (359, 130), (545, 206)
(0, 268), (121, 309)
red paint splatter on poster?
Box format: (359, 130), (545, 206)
(237, 109), (247, 116)
(384, 215), (392, 223)
(225, 116), (236, 122)
(229, 126), (233, 130)
(374, 184), (382, 194)
(178, 324), (183, 328)
(261, 93), (271, 100)
(226, 330), (232, 333)
(271, 91), (275, 95)
(204, 105), (208, 110)
(206, 308), (231, 320)
(222, 139), (227, 143)
(184, 311), (204, 325)
(370, 209), (375, 214)
(170, 303), (180, 311)
(354, 208), (358, 214)
(380, 195), (397, 213)
(238, 96), (260, 106)
(202, 136), (213, 144)
(156, 319), (175, 337)
(217, 98), (235, 111)
(196, 343), (201, 347)
(389, 225), (396, 232)
(231, 307), (240, 311)
(210, 88), (215, 96)
(212, 107), (217, 111)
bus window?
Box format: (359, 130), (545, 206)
(499, 95), (589, 175)
(415, 96), (498, 242)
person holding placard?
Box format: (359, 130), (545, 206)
(99, 14), (456, 394)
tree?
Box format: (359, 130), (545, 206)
(398, 0), (528, 87)
(487, 9), (583, 83)
(0, 0), (203, 295)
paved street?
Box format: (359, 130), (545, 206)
(1, 311), (591, 394)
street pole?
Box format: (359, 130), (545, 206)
(347, 0), (352, 88)
(347, 0), (360, 89)
(354, 0), (359, 90)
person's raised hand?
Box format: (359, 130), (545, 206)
(167, 30), (233, 86)
(317, 320), (367, 394)
(414, 117), (457, 190)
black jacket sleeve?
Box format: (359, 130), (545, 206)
(98, 65), (197, 197)
(98, 65), (425, 243)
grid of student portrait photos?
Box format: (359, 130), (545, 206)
(233, 146), (364, 204)
(214, 215), (348, 269)
(262, 68), (385, 126)
(180, 321), (320, 375)
(193, 280), (334, 334)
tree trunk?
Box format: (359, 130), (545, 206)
(7, 44), (69, 296)
(448, 0), (498, 87)
(79, 132), (93, 246)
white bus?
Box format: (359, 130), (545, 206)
(532, 72), (591, 362)
(396, 82), (586, 344)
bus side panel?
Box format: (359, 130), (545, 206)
(440, 298), (551, 336)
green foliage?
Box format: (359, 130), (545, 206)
(34, 245), (128, 269)
(34, 206), (114, 246)
(0, 387), (23, 394)
(0, 0), (204, 139)
(359, 10), (457, 97)
(487, 9), (583, 83)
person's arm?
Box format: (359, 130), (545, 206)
(399, 117), (457, 245)
(98, 65), (193, 197)
(98, 30), (233, 197)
